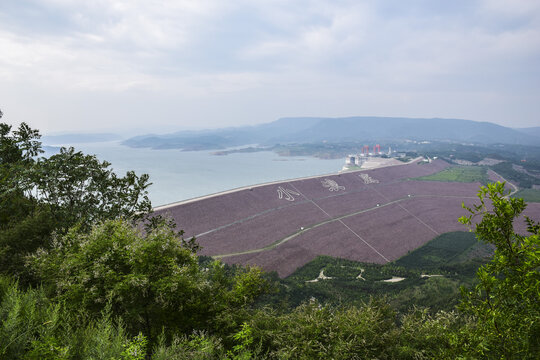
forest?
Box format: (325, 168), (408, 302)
(1, 117), (539, 359)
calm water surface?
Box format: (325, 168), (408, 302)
(47, 142), (344, 206)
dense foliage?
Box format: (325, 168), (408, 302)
(0, 120), (151, 284)
(31, 219), (267, 343)
(490, 161), (539, 188)
(459, 182), (540, 358)
(1, 115), (539, 358)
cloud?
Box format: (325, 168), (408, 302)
(0, 0), (539, 131)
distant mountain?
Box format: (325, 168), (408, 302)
(123, 117), (540, 150)
(42, 133), (122, 145)
(514, 127), (540, 138)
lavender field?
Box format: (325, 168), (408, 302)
(157, 159), (540, 277)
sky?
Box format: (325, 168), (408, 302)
(1, 0), (539, 134)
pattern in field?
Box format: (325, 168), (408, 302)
(359, 173), (379, 184)
(288, 174), (359, 199)
(277, 186), (300, 201)
(321, 178), (345, 192)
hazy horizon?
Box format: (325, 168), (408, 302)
(1, 1), (540, 133)
(40, 115), (540, 138)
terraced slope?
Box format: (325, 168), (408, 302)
(156, 159), (540, 277)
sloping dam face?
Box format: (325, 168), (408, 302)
(155, 159), (540, 277)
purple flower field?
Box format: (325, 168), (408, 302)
(197, 201), (327, 255)
(158, 159), (539, 277)
(340, 203), (439, 261)
(222, 221), (387, 277)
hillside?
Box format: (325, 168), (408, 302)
(155, 159), (540, 277)
(123, 116), (540, 150)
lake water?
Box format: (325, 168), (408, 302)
(45, 142), (345, 207)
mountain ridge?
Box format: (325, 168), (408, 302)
(123, 116), (540, 150)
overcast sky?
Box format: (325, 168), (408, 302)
(1, 0), (539, 134)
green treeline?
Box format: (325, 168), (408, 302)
(1, 118), (539, 359)
(491, 161), (539, 189)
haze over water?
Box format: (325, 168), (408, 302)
(47, 142), (344, 207)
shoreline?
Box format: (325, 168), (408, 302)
(153, 156), (424, 211)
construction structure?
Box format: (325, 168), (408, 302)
(344, 144), (394, 170)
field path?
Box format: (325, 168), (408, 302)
(487, 169), (519, 196)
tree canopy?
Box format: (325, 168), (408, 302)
(31, 219), (268, 343)
(0, 119), (152, 283)
(459, 182), (540, 358)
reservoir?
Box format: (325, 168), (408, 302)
(45, 141), (344, 207)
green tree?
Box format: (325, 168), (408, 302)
(459, 182), (540, 358)
(0, 118), (152, 233)
(0, 121), (43, 224)
(0, 120), (53, 281)
(31, 147), (151, 233)
(31, 219), (268, 345)
(245, 298), (400, 359)
(0, 118), (152, 283)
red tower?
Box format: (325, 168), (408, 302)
(374, 144), (381, 154)
(362, 145), (369, 154)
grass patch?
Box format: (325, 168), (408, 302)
(393, 231), (481, 269)
(342, 165), (363, 172)
(512, 189), (540, 202)
(413, 166), (488, 183)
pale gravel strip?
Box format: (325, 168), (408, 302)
(357, 268), (366, 280)
(487, 169), (519, 197)
(306, 269), (333, 283)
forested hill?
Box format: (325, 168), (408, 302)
(123, 116), (540, 150)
